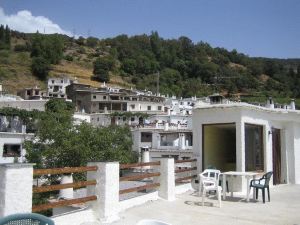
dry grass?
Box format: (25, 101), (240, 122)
(259, 74), (270, 82)
(229, 62), (246, 70)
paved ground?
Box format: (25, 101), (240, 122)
(112, 185), (300, 225)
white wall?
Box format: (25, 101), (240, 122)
(0, 133), (33, 163)
(193, 105), (300, 185)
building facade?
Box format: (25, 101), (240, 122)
(192, 101), (300, 190)
(66, 83), (165, 114)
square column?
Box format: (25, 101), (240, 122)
(0, 163), (35, 217)
(87, 162), (119, 223)
(158, 158), (175, 201)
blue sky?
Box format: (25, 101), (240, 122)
(0, 0), (299, 58)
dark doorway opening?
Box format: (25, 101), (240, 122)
(272, 128), (282, 185)
(202, 123), (236, 171)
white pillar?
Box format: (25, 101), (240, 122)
(87, 162), (119, 223)
(158, 158), (175, 201)
(0, 163), (34, 217)
(236, 121), (245, 172)
(141, 147), (150, 169)
(59, 174), (74, 199)
(164, 122), (169, 131)
(235, 121), (246, 192)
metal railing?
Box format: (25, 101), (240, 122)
(32, 166), (98, 212)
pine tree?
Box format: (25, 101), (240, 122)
(0, 24), (5, 49)
(4, 25), (11, 49)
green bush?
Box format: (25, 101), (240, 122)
(31, 56), (50, 80)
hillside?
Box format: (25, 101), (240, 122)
(0, 27), (300, 106)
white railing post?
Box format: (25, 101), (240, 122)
(87, 162), (119, 223)
(158, 158), (175, 201)
(0, 163), (35, 217)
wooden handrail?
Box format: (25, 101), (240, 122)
(32, 195), (97, 212)
(33, 180), (97, 193)
(175, 175), (196, 183)
(120, 172), (160, 181)
(175, 175), (197, 182)
(33, 166), (98, 176)
(175, 159), (197, 164)
(119, 183), (160, 194)
(175, 167), (197, 174)
(120, 161), (160, 169)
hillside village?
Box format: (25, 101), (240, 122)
(0, 12), (300, 225)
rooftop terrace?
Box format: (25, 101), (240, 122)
(112, 184), (300, 225)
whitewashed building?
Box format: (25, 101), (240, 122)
(192, 100), (300, 188)
(132, 114), (193, 161)
(48, 77), (76, 98)
(0, 116), (33, 163)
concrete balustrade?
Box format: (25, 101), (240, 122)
(87, 162), (120, 223)
(0, 163), (35, 217)
(0, 159), (192, 224)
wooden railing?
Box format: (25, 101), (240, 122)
(32, 166), (98, 213)
(174, 159), (197, 184)
(119, 161), (160, 194)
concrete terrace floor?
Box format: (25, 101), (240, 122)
(112, 185), (300, 225)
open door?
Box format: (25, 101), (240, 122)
(272, 128), (281, 185)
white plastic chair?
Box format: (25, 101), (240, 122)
(199, 169), (222, 207)
(136, 219), (172, 225)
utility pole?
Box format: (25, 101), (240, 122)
(156, 71), (160, 96)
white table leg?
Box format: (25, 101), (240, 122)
(222, 174), (226, 200)
(246, 176), (250, 202)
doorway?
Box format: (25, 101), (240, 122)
(202, 123), (236, 171)
(272, 128), (282, 185)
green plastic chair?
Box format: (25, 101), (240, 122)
(0, 213), (54, 225)
(250, 171), (273, 203)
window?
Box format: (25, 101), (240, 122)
(141, 132), (152, 142)
(26, 90), (30, 95)
(132, 98), (137, 101)
(123, 117), (126, 121)
(61, 80), (63, 83)
(131, 117), (135, 122)
(52, 80), (54, 84)
(131, 104), (135, 109)
(147, 106), (151, 111)
(35, 90), (39, 95)
(3, 144), (21, 157)
(245, 124), (264, 171)
(93, 95), (96, 99)
(103, 96), (107, 100)
(110, 96), (119, 100)
(158, 106), (162, 110)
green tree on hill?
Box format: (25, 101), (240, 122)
(31, 56), (50, 80)
(93, 56), (115, 82)
(0, 24), (11, 49)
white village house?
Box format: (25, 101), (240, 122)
(192, 99), (300, 192)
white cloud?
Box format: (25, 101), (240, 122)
(0, 7), (73, 36)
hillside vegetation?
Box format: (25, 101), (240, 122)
(0, 26), (299, 106)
